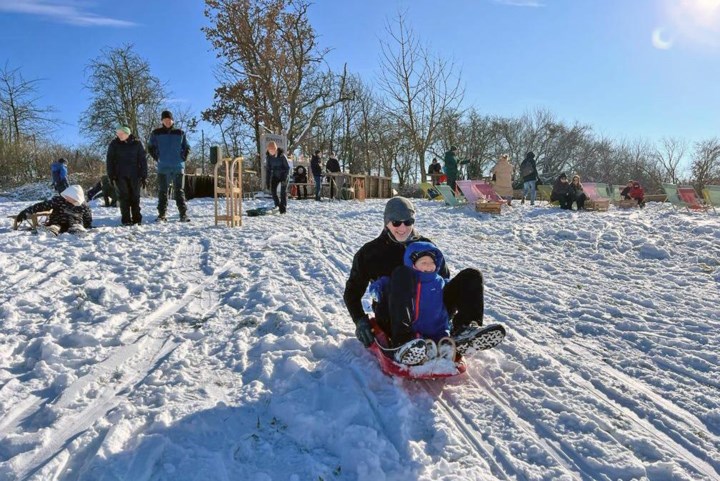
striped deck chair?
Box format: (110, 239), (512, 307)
(435, 184), (466, 207)
(701, 185), (720, 214)
(419, 182), (443, 200)
(608, 184), (636, 208)
(677, 185), (710, 212)
(456, 180), (504, 214)
(582, 183), (610, 211)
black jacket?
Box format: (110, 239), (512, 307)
(428, 162), (442, 174)
(310, 154), (322, 176)
(570, 182), (585, 199)
(344, 229), (450, 322)
(266, 152), (290, 186)
(551, 177), (571, 199)
(20, 196), (92, 232)
(107, 135), (148, 180)
(326, 157), (340, 173)
(293, 165), (308, 183)
(520, 153), (538, 182)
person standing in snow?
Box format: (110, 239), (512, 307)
(325, 152), (341, 199)
(310, 149), (323, 201)
(519, 151), (539, 205)
(491, 153), (514, 205)
(443, 147), (459, 191)
(147, 110), (191, 222)
(15, 185), (92, 235)
(344, 197), (490, 365)
(107, 126), (148, 225)
(51, 158), (69, 194)
(265, 141), (290, 214)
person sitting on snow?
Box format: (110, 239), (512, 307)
(344, 196), (498, 366)
(621, 180), (645, 208)
(369, 241), (457, 365)
(15, 184), (92, 235)
(550, 173), (572, 210)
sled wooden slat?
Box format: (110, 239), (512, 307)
(8, 210), (52, 230)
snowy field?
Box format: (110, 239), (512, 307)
(0, 189), (719, 481)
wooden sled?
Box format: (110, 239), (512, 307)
(8, 210), (52, 230)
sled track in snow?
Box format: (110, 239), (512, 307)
(1, 254), (232, 481)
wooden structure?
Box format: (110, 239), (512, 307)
(214, 156), (243, 227)
(8, 210), (52, 230)
(582, 183), (610, 211)
(365, 175), (392, 198)
(349, 174), (366, 201)
(456, 180), (505, 215)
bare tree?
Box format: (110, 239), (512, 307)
(0, 62), (58, 144)
(203, 0), (353, 154)
(691, 138), (720, 190)
(377, 12), (463, 185)
(653, 137), (687, 184)
(79, 44), (166, 150)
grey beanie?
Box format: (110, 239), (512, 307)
(384, 196), (415, 225)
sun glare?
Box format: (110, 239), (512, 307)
(679, 0), (720, 27)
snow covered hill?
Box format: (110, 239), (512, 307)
(0, 194), (718, 481)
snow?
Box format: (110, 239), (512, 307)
(0, 193), (719, 481)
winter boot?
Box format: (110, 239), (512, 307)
(437, 337), (456, 361)
(156, 215), (167, 222)
(179, 214), (191, 222)
(424, 339), (438, 360)
(454, 323), (506, 355)
(394, 339), (428, 366)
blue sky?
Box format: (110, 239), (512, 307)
(1, 0), (719, 148)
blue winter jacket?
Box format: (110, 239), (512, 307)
(147, 126), (190, 174)
(370, 241), (450, 341)
(51, 161), (67, 185)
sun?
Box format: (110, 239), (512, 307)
(679, 0), (720, 26)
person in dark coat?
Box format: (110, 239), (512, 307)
(344, 197), (496, 365)
(107, 126), (148, 225)
(621, 180), (645, 207)
(443, 147), (459, 191)
(51, 158), (69, 194)
(520, 151), (539, 205)
(265, 141), (290, 214)
(86, 175), (118, 207)
(148, 110), (191, 222)
(15, 185), (92, 235)
(550, 173), (572, 209)
(326, 152), (341, 199)
(310, 150), (323, 201)
(293, 165), (308, 199)
(569, 174), (587, 210)
(428, 158), (442, 185)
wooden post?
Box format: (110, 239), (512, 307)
(214, 157), (243, 227)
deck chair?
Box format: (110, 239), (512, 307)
(456, 180), (504, 214)
(8, 210), (53, 231)
(419, 182), (443, 200)
(701, 185), (720, 214)
(536, 184), (560, 206)
(608, 184), (636, 208)
(677, 185), (710, 212)
(435, 184), (466, 207)
(582, 183), (610, 211)
(611, 185), (625, 202)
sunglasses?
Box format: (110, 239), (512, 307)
(390, 219), (415, 227)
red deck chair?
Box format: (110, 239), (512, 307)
(677, 186), (710, 212)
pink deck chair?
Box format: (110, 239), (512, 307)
(677, 186), (710, 211)
(456, 180), (507, 204)
(581, 183), (610, 211)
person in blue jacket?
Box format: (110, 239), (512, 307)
(51, 158), (69, 194)
(369, 241), (458, 365)
(148, 110), (191, 222)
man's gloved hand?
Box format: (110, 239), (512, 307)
(15, 212), (26, 222)
(355, 315), (374, 347)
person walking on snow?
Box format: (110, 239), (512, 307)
(148, 110), (191, 222)
(107, 126), (148, 225)
(344, 196), (496, 366)
(265, 141), (290, 214)
(520, 151), (539, 205)
(51, 158), (69, 194)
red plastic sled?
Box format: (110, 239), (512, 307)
(368, 319), (466, 380)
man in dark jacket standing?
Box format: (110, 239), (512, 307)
(443, 147), (459, 191)
(344, 197), (501, 364)
(148, 110), (191, 222)
(326, 152), (341, 199)
(310, 149), (323, 201)
(520, 151), (539, 205)
(107, 126), (148, 225)
(265, 141), (290, 214)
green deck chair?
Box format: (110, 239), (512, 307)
(435, 184), (466, 207)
